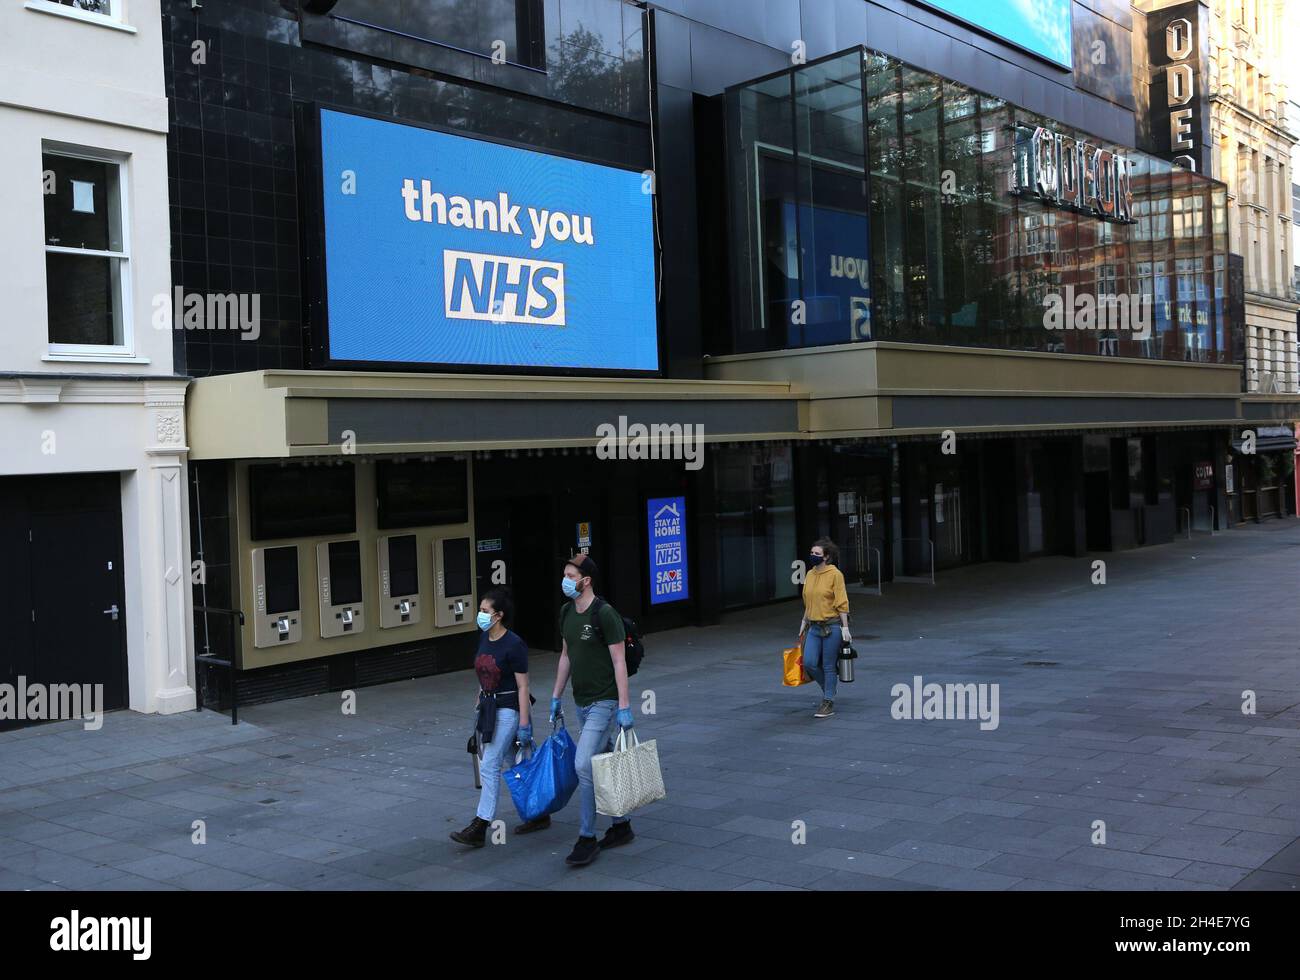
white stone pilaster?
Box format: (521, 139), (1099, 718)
(144, 382), (195, 714)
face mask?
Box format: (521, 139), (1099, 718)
(476, 611), (494, 631)
(562, 577), (582, 599)
(807, 554), (824, 567)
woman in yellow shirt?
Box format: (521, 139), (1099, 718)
(797, 538), (851, 718)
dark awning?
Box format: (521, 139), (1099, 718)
(1232, 425), (1297, 453)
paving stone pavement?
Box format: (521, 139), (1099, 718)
(2, 522), (1299, 891)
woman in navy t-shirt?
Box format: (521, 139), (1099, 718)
(452, 588), (549, 845)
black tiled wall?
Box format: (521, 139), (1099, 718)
(164, 1), (1144, 382)
(163, 0), (651, 379)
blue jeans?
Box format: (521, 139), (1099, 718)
(802, 625), (842, 700)
(574, 699), (631, 838)
(476, 706), (519, 821)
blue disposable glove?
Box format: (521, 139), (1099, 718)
(517, 724), (533, 746)
(549, 698), (563, 724)
(616, 707), (635, 730)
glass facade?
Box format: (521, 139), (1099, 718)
(724, 47), (1235, 365)
(727, 51), (870, 352)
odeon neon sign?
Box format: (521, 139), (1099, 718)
(1010, 125), (1136, 224)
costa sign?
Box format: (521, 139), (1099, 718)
(1010, 126), (1135, 224)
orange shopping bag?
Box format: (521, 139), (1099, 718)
(782, 647), (813, 687)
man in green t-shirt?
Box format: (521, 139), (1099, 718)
(550, 554), (635, 867)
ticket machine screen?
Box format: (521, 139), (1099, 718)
(264, 546), (299, 614)
(388, 535), (418, 598)
(328, 539), (363, 605)
(442, 538), (472, 598)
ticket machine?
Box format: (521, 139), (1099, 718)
(252, 545), (301, 648)
(433, 535), (474, 628)
(316, 538), (365, 638)
(377, 533), (421, 629)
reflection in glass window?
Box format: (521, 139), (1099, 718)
(728, 51), (870, 353)
(54, 0), (113, 14)
(337, 0), (546, 70)
(723, 46), (1232, 365)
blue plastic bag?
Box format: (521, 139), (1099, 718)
(505, 723), (578, 822)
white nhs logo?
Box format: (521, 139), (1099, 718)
(443, 249), (566, 326)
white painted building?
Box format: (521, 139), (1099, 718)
(0, 0), (194, 719)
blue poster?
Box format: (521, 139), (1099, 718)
(779, 201), (872, 348)
(647, 496), (689, 606)
(319, 108), (659, 371)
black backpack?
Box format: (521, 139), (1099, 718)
(562, 597), (645, 676)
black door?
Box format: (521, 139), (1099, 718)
(30, 508), (128, 709)
(0, 480), (35, 698)
(830, 475), (866, 585)
(474, 494), (557, 651)
(509, 494), (557, 650)
(829, 468), (891, 586)
(474, 501), (513, 616)
(1085, 471), (1112, 552)
(1173, 463), (1192, 532)
(0, 474), (127, 727)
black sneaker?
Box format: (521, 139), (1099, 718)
(814, 699), (835, 718)
(564, 835), (601, 866)
(449, 816), (490, 847)
(598, 821), (635, 849)
(514, 815), (551, 835)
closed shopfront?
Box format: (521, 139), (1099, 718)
(0, 474), (129, 727)
(1229, 426), (1297, 523)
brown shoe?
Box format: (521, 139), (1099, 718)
(813, 699), (835, 718)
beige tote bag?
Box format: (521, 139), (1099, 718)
(592, 728), (666, 817)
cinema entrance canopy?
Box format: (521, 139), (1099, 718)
(184, 361), (1298, 463)
(184, 371), (805, 460)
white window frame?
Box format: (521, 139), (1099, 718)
(1098, 263), (1117, 293)
(42, 143), (142, 362)
(23, 0), (136, 33)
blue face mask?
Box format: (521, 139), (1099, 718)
(562, 577), (582, 599)
(476, 611), (494, 631)
(807, 554), (824, 567)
